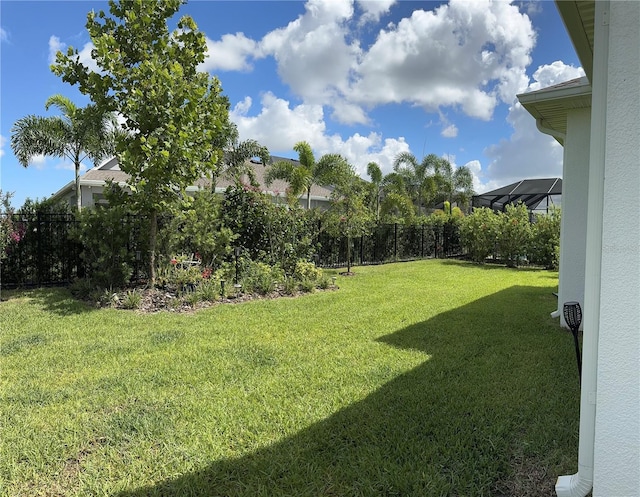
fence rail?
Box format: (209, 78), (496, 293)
(1, 213), (462, 288)
(1, 213), (83, 289)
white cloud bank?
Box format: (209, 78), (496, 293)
(208, 0), (535, 126)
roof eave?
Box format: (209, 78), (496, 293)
(555, 1), (595, 82)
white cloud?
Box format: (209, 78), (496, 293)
(229, 92), (409, 176)
(55, 160), (87, 173)
(201, 33), (257, 72)
(258, 0), (360, 107)
(0, 27), (9, 43)
(350, 1), (535, 120)
(202, 1), (536, 128)
(49, 35), (99, 73)
(31, 154), (47, 170)
(48, 35), (65, 64)
(356, 0), (396, 24)
(479, 61), (585, 192)
(0, 135), (5, 158)
(441, 124), (458, 138)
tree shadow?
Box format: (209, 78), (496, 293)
(0, 287), (96, 316)
(116, 286), (577, 496)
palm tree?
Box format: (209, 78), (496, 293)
(430, 155), (475, 212)
(366, 161), (383, 222)
(214, 123), (270, 189)
(392, 152), (437, 215)
(265, 141), (350, 209)
(10, 95), (116, 211)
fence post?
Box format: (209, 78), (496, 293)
(394, 223), (398, 261)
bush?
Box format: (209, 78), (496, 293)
(529, 206), (561, 269)
(242, 261), (284, 295)
(72, 205), (142, 289)
(293, 260), (323, 282)
(460, 208), (499, 263)
(495, 203), (532, 267)
(159, 190), (237, 269)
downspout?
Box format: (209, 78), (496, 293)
(556, 2), (609, 496)
(533, 119), (565, 319)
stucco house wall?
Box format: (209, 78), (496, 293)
(592, 1), (640, 494)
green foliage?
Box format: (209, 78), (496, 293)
(293, 260), (323, 282)
(496, 203), (532, 267)
(72, 205), (142, 289)
(242, 261), (284, 295)
(221, 186), (317, 275)
(265, 142), (351, 210)
(0, 191), (15, 260)
(122, 289), (142, 310)
(460, 207), (499, 263)
(52, 0), (232, 282)
(529, 207), (561, 269)
(160, 190), (237, 269)
(379, 191), (416, 224)
(10, 95), (115, 211)
(324, 168), (375, 272)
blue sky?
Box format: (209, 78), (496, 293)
(0, 0), (585, 209)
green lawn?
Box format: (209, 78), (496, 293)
(0, 259), (579, 496)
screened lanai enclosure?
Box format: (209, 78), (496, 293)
(472, 178), (562, 214)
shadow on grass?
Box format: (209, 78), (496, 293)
(0, 287), (96, 316)
(116, 286), (578, 497)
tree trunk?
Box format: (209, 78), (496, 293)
(149, 208), (157, 286)
(307, 188), (312, 210)
(75, 156), (82, 211)
(347, 236), (352, 273)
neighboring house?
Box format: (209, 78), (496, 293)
(517, 2), (639, 496)
(472, 178), (561, 214)
(51, 155), (334, 209)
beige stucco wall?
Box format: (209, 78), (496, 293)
(593, 2), (640, 495)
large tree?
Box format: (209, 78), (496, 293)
(10, 95), (115, 211)
(366, 161), (383, 223)
(392, 152), (437, 215)
(52, 0), (232, 284)
(265, 141), (349, 209)
(430, 155), (475, 212)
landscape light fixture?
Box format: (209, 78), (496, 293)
(563, 301), (583, 385)
(220, 279), (225, 297)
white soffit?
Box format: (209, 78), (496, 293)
(517, 77), (592, 138)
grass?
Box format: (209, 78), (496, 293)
(0, 259), (579, 496)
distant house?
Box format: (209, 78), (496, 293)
(50, 155), (334, 210)
(472, 178), (561, 214)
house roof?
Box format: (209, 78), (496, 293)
(516, 2), (595, 143)
(472, 178), (562, 212)
(517, 77), (592, 143)
(52, 155), (334, 202)
(556, 1), (595, 81)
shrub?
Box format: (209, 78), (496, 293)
(529, 206), (561, 269)
(460, 208), (499, 263)
(122, 289), (142, 310)
(72, 204), (142, 289)
(495, 203), (532, 267)
(243, 261), (284, 295)
(159, 190), (237, 269)
(293, 260), (323, 282)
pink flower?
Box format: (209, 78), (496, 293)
(170, 258), (178, 265)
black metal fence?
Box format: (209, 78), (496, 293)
(1, 213), (83, 289)
(317, 221), (462, 267)
(0, 214), (462, 288)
